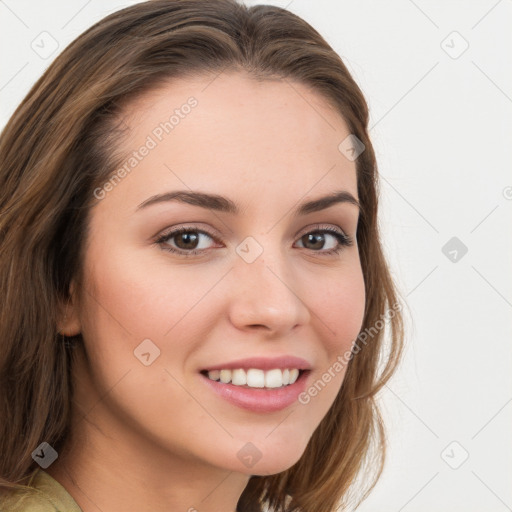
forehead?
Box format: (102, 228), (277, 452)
(102, 72), (358, 213)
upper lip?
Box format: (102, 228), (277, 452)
(201, 356), (312, 372)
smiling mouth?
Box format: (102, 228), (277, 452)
(200, 368), (307, 389)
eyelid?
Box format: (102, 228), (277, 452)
(295, 223), (348, 238)
(154, 222), (353, 254)
(153, 223), (220, 242)
(155, 223), (349, 241)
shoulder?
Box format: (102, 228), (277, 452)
(0, 469), (82, 512)
(1, 490), (58, 512)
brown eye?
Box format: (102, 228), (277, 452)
(295, 229), (353, 255)
(156, 228), (217, 256)
(300, 232), (328, 251)
(173, 231), (200, 250)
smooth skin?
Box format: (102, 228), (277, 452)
(50, 72), (366, 512)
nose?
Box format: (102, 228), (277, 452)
(227, 248), (311, 336)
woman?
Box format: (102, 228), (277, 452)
(0, 1), (404, 511)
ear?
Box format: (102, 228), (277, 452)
(57, 279), (82, 336)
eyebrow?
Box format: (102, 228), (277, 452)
(136, 190), (361, 216)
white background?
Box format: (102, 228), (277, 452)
(1, 1), (511, 511)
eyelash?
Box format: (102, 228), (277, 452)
(154, 224), (354, 258)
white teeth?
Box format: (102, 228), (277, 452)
(246, 369), (265, 388)
(205, 368), (302, 388)
(265, 369), (283, 388)
(208, 370), (220, 381)
(231, 369), (247, 386)
(219, 369), (231, 383)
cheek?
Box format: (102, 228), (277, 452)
(77, 247), (226, 387)
(75, 252), (218, 445)
(313, 263), (366, 355)
(81, 248), (204, 340)
(297, 264), (365, 413)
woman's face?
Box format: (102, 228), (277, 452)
(67, 72), (365, 476)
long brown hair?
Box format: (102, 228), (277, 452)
(0, 1), (405, 510)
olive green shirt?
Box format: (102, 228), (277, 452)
(1, 469), (82, 512)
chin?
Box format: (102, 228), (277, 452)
(248, 455), (304, 476)
(224, 438), (309, 476)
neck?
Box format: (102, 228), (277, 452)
(46, 422), (250, 512)
(45, 347), (251, 512)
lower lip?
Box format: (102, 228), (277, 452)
(200, 371), (310, 413)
